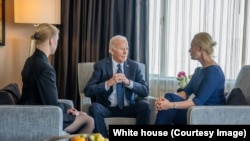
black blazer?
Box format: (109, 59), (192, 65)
(84, 58), (149, 107)
(18, 49), (75, 128)
(18, 49), (58, 106)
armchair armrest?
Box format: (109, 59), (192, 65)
(58, 99), (74, 108)
(187, 106), (250, 125)
(0, 105), (68, 141)
(80, 92), (92, 113)
(146, 96), (157, 124)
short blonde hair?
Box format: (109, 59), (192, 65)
(192, 32), (216, 55)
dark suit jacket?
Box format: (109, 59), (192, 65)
(18, 49), (58, 106)
(84, 58), (149, 107)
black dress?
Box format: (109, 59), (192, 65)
(58, 102), (76, 129)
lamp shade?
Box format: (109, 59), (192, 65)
(14, 0), (61, 24)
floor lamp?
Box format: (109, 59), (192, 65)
(14, 0), (61, 56)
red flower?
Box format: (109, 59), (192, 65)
(177, 71), (186, 77)
(177, 71), (191, 89)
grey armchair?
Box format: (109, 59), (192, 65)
(78, 62), (156, 129)
(187, 65), (250, 124)
(0, 99), (73, 141)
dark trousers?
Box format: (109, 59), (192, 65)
(89, 100), (151, 138)
(155, 93), (187, 125)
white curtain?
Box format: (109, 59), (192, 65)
(149, 0), (250, 97)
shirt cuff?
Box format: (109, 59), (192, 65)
(126, 80), (133, 89)
(105, 81), (110, 90)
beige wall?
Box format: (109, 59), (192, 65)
(0, 0), (35, 89)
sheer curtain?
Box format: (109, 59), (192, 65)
(149, 0), (250, 97)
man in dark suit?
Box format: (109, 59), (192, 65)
(84, 35), (151, 137)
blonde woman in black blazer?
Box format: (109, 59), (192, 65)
(18, 23), (94, 134)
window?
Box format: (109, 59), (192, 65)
(149, 0), (250, 97)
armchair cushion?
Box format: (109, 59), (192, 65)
(0, 83), (21, 105)
(226, 88), (248, 105)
